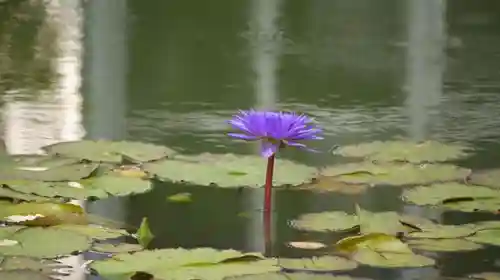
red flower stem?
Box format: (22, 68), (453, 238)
(264, 154), (275, 213)
(263, 154), (275, 256)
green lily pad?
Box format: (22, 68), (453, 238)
(0, 227), (91, 258)
(144, 153), (316, 188)
(228, 272), (371, 280)
(0, 270), (53, 280)
(3, 180), (106, 200)
(278, 256), (357, 272)
(469, 169), (500, 189)
(11, 154), (81, 169)
(290, 208), (423, 235)
(320, 162), (469, 186)
(290, 211), (358, 232)
(92, 243), (143, 253)
(0, 186), (51, 202)
(79, 175), (153, 197)
(469, 272), (500, 280)
(0, 202), (87, 226)
(407, 224), (476, 239)
(136, 217), (154, 248)
(471, 221), (500, 231)
(466, 229), (500, 247)
(335, 233), (435, 268)
(0, 163), (98, 182)
(334, 140), (471, 163)
(43, 140), (176, 163)
(408, 238), (482, 252)
(52, 224), (129, 240)
(295, 176), (369, 195)
(355, 205), (407, 235)
(0, 256), (70, 279)
(90, 247), (280, 280)
(401, 183), (500, 212)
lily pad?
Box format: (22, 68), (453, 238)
(355, 205), (407, 235)
(52, 224), (129, 240)
(92, 243), (143, 253)
(43, 140), (176, 163)
(0, 270), (53, 280)
(334, 140), (470, 163)
(320, 162), (469, 186)
(408, 238), (482, 252)
(278, 256), (357, 272)
(401, 183), (500, 212)
(79, 175), (153, 197)
(407, 224), (476, 239)
(0, 186), (51, 202)
(469, 169), (500, 189)
(228, 273), (371, 280)
(466, 229), (500, 247)
(0, 256), (70, 279)
(90, 247), (280, 280)
(0, 163), (98, 182)
(295, 176), (369, 194)
(469, 272), (500, 280)
(144, 153), (316, 188)
(335, 233), (435, 268)
(0, 202), (87, 226)
(289, 211), (358, 232)
(0, 227), (90, 258)
(3, 180), (106, 200)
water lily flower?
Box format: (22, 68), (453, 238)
(228, 110), (323, 158)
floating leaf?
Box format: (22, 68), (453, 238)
(335, 233), (436, 268)
(12, 154), (80, 169)
(4, 180), (106, 200)
(0, 256), (70, 278)
(0, 186), (51, 202)
(144, 153), (316, 188)
(0, 202), (87, 226)
(287, 241), (327, 250)
(279, 256), (357, 272)
(0, 227), (90, 258)
(52, 224), (129, 240)
(355, 205), (407, 235)
(466, 229), (500, 247)
(335, 233), (434, 268)
(321, 162), (469, 186)
(136, 217), (154, 248)
(407, 224), (476, 239)
(43, 140), (176, 163)
(0, 163), (98, 182)
(471, 221), (500, 231)
(90, 248), (280, 280)
(402, 183), (500, 212)
(290, 211), (358, 232)
(408, 238), (482, 252)
(334, 140), (470, 163)
(469, 169), (500, 189)
(92, 243), (143, 253)
(79, 175), (153, 197)
(228, 273), (372, 280)
(167, 192), (193, 203)
(0, 270), (53, 280)
(295, 176), (369, 195)
(469, 272), (500, 280)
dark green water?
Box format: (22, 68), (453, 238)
(0, 0), (500, 279)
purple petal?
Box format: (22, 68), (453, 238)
(260, 141), (279, 158)
(227, 133), (259, 141)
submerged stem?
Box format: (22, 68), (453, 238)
(264, 154), (275, 213)
(264, 154), (275, 256)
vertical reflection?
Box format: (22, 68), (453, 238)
(402, 0), (446, 279)
(82, 0), (128, 226)
(245, 0), (283, 254)
(2, 0), (85, 279)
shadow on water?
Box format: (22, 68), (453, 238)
(0, 0), (499, 279)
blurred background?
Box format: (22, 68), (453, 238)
(0, 0), (499, 279)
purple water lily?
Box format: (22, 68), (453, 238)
(228, 110), (323, 158)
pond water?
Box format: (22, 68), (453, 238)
(0, 0), (500, 279)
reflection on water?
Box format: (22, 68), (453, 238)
(0, 0), (500, 279)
